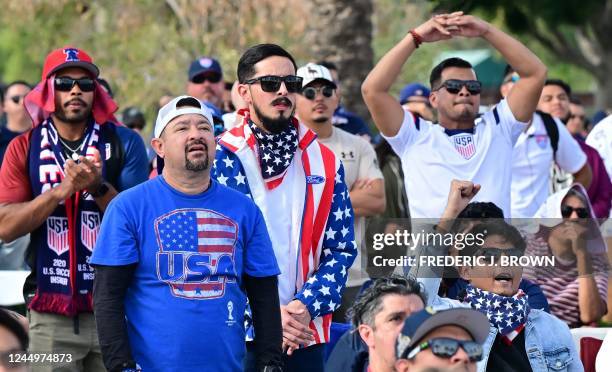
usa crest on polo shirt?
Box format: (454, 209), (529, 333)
(452, 133), (476, 159)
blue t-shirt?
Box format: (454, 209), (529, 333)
(91, 176), (280, 372)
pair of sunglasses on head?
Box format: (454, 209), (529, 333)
(405, 337), (483, 362)
(434, 79), (482, 95)
(245, 75), (336, 100)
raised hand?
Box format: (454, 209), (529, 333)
(446, 14), (491, 38)
(443, 179), (481, 218)
(413, 12), (464, 43)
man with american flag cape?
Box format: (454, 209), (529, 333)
(213, 44), (357, 372)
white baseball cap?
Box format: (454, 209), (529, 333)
(297, 63), (337, 88)
(154, 95), (214, 138)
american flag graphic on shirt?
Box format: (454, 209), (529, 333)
(155, 208), (238, 300)
(453, 133), (476, 160)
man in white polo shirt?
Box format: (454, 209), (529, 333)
(500, 67), (591, 218)
(362, 12), (547, 218)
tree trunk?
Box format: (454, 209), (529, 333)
(304, 0), (374, 127)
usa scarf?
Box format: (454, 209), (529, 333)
(27, 117), (106, 316)
(464, 284), (530, 344)
(248, 119), (297, 190)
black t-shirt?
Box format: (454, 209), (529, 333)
(487, 330), (533, 372)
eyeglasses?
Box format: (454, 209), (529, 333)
(434, 79), (482, 95)
(561, 205), (589, 218)
(406, 337), (483, 362)
(301, 86), (335, 100)
(54, 77), (95, 92)
(473, 247), (524, 261)
(9, 95), (25, 104)
(245, 75), (303, 93)
(191, 73), (222, 84)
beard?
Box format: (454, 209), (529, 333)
(184, 140), (209, 172)
(55, 98), (92, 124)
(253, 98), (294, 134)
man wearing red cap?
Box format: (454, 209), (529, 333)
(0, 47), (148, 371)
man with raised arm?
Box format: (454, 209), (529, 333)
(362, 12), (547, 218)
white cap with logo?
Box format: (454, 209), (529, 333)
(154, 95), (214, 138)
(296, 63), (337, 89)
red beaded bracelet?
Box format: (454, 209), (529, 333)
(409, 29), (423, 48)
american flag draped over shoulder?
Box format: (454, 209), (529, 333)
(464, 284), (530, 344)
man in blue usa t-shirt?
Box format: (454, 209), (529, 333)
(91, 96), (282, 372)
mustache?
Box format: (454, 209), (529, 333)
(64, 98), (88, 107)
(185, 139), (208, 152)
(271, 97), (292, 107)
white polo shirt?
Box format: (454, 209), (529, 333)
(383, 99), (526, 218)
(511, 113), (586, 217)
(586, 116), (612, 180)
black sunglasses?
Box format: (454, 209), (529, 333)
(302, 86), (335, 100)
(54, 77), (95, 92)
(245, 75), (303, 93)
(10, 95), (25, 104)
(434, 79), (482, 95)
(474, 247), (524, 261)
(406, 337), (483, 362)
(191, 73), (222, 84)
(561, 205), (589, 218)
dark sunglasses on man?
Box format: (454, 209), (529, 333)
(434, 79), (482, 95)
(54, 77), (95, 92)
(301, 85), (335, 100)
(561, 205), (590, 218)
(405, 337), (483, 362)
(245, 75), (303, 93)
(191, 73), (222, 84)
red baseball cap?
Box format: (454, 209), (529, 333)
(41, 47), (100, 80)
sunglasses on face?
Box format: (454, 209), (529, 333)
(561, 205), (589, 218)
(9, 95), (25, 104)
(301, 85), (335, 100)
(191, 73), (222, 84)
(435, 79), (482, 95)
(406, 337), (483, 362)
(245, 75), (303, 93)
(474, 247), (524, 261)
(54, 77), (95, 92)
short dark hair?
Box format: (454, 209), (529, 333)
(317, 60), (338, 72)
(0, 309), (28, 350)
(502, 64), (514, 80)
(545, 79), (571, 96)
(237, 44), (297, 83)
(348, 275), (426, 328)
(570, 96), (582, 105)
(4, 80), (32, 94)
(461, 220), (526, 256)
(451, 202), (504, 234)
(430, 58), (474, 89)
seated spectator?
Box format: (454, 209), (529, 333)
(0, 308), (28, 372)
(326, 275), (427, 372)
(394, 307), (489, 372)
(523, 184), (608, 327)
(411, 180), (582, 371)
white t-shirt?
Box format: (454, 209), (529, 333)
(318, 127), (383, 286)
(511, 113), (586, 217)
(586, 116), (612, 180)
(383, 99), (527, 218)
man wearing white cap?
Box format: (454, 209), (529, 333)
(91, 95), (283, 372)
(296, 63), (385, 320)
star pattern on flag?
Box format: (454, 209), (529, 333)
(248, 120), (297, 181)
(211, 146), (252, 199)
(464, 285), (529, 342)
(294, 164), (357, 320)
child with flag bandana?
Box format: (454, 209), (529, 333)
(409, 180), (582, 371)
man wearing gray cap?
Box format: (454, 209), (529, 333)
(91, 96), (282, 372)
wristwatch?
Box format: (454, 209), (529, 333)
(90, 182), (110, 198)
